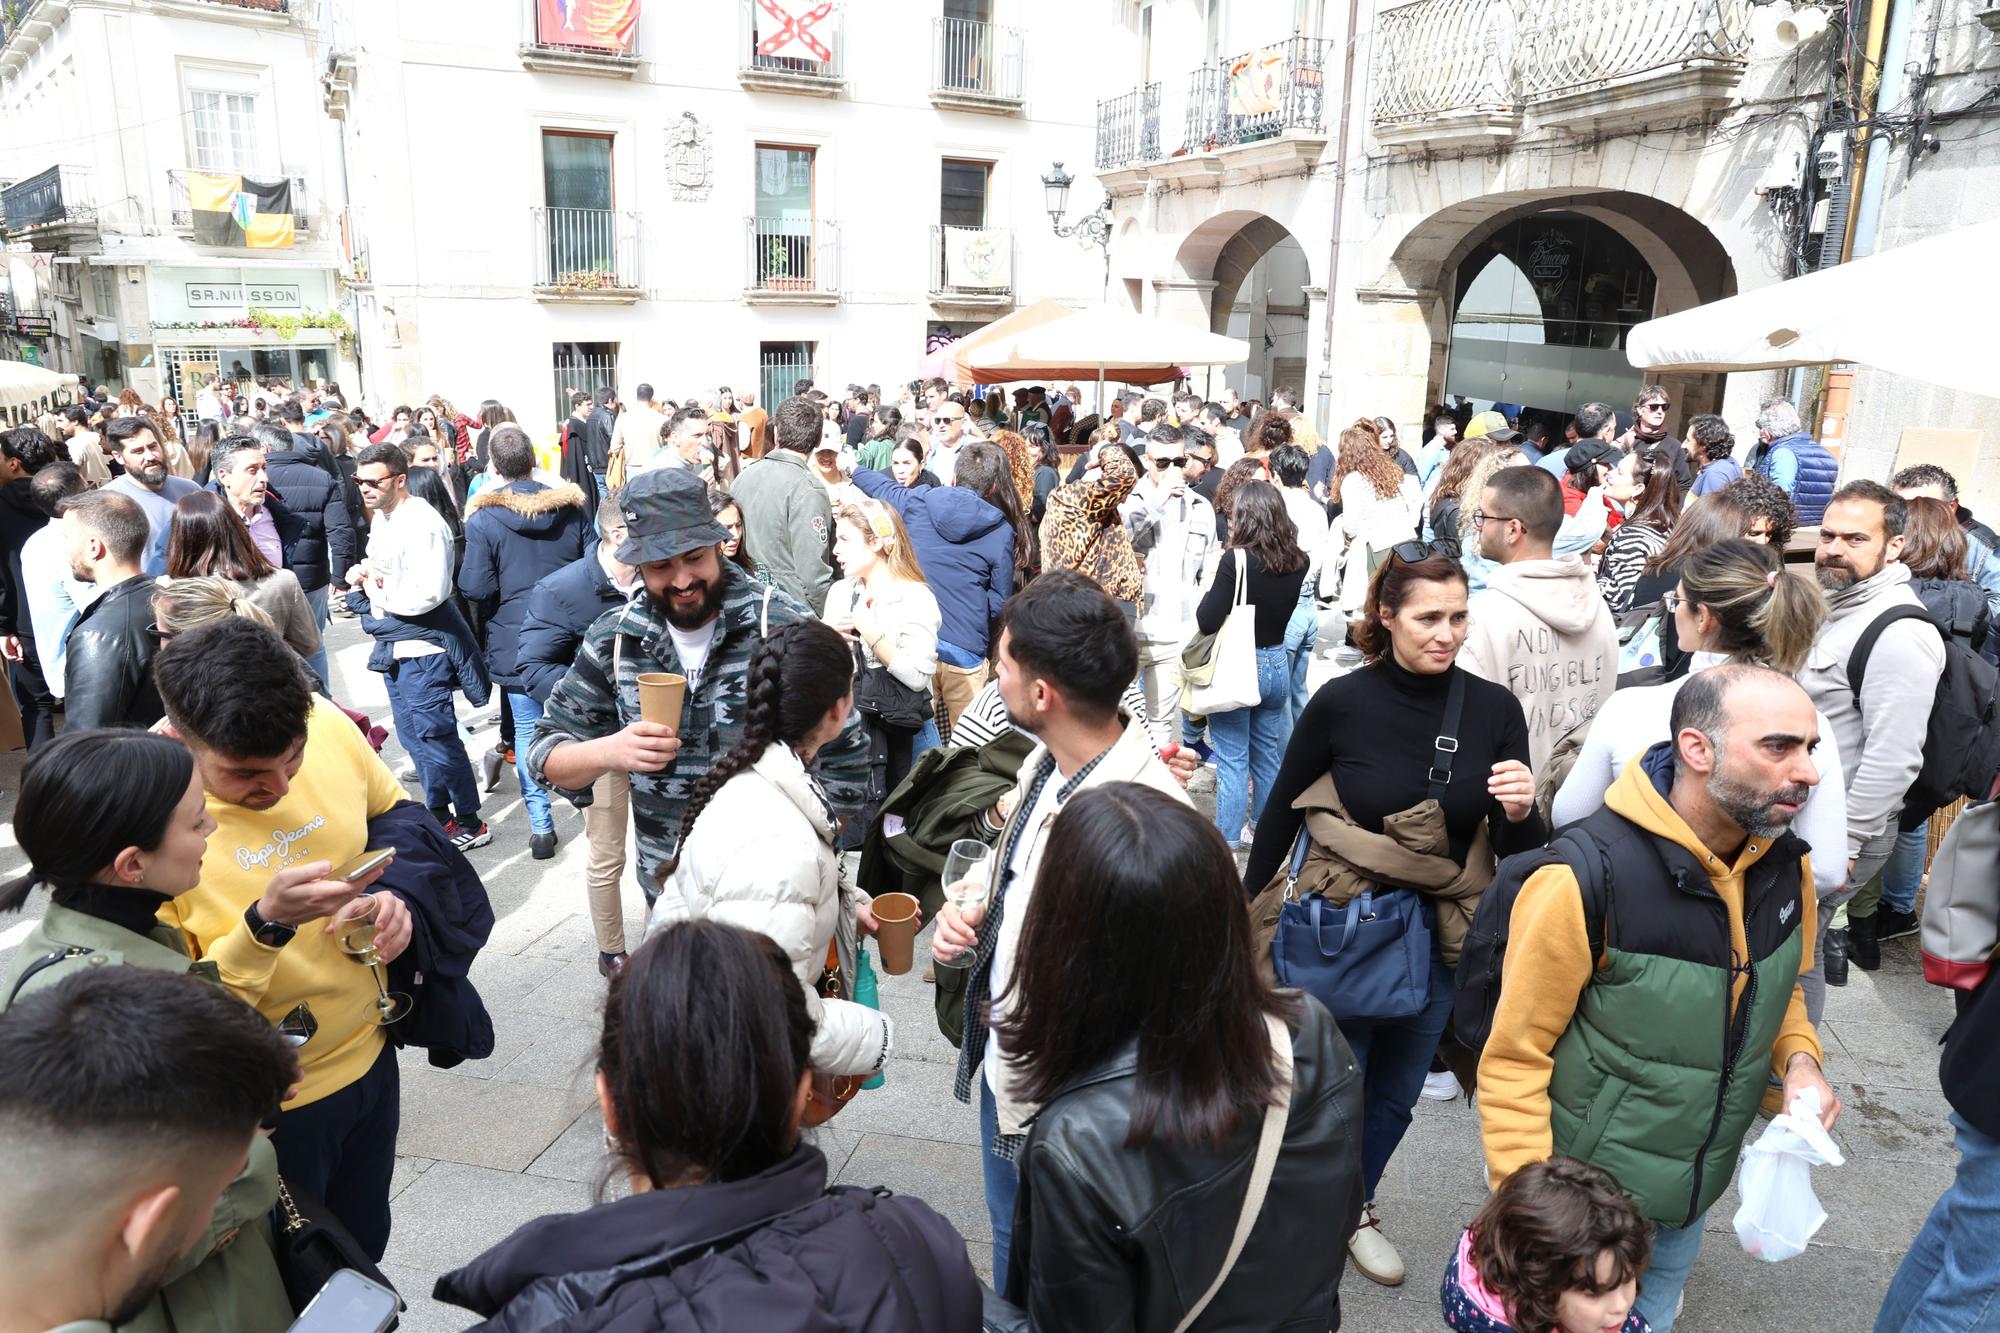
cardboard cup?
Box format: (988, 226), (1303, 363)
(871, 892), (922, 975)
(637, 673), (686, 727)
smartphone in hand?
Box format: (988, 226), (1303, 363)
(287, 1269), (400, 1333)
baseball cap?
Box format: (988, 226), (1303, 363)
(613, 466), (732, 566)
(1465, 410), (1509, 440)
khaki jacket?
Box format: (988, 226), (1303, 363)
(1248, 773), (1494, 974)
(2, 901), (292, 1333)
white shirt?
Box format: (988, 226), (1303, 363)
(363, 494), (454, 619)
(19, 521), (99, 697)
(983, 768), (1065, 1097)
(666, 618), (719, 689)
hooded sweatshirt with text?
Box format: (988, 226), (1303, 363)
(1460, 555), (1620, 779)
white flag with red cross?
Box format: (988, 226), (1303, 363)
(756, 0), (834, 63)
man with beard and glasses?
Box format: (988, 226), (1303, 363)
(1799, 480), (1945, 987)
(1479, 664), (1837, 1333)
(528, 466), (870, 912)
(0, 968), (296, 1333)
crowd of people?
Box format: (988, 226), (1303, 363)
(0, 370), (1992, 1333)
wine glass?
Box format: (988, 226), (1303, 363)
(332, 895), (412, 1026)
(936, 839), (993, 970)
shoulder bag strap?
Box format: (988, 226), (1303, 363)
(1233, 550), (1250, 608)
(1848, 602), (1937, 700)
(1426, 669), (1467, 803)
(760, 584), (776, 639)
(6, 946), (94, 1008)
(1173, 1012), (1294, 1333)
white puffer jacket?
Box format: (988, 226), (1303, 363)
(649, 741), (893, 1077)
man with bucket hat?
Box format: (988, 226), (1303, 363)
(527, 467), (871, 903)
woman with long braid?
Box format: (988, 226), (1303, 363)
(645, 619), (895, 1079)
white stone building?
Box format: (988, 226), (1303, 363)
(1092, 0), (2000, 501)
(327, 0), (1108, 433)
(0, 0), (347, 416)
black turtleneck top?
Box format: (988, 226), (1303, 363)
(1243, 656), (1547, 891)
(53, 883), (175, 936)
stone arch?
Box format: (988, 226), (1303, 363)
(1373, 188), (1738, 415)
(1170, 210), (1316, 335)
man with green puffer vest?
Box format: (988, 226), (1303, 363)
(1478, 665), (1842, 1333)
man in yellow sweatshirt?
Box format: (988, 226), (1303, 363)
(152, 618), (408, 1262)
(1478, 664), (1841, 1332)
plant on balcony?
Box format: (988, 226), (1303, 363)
(762, 236), (809, 291)
(552, 266), (622, 292)
(150, 306), (352, 353)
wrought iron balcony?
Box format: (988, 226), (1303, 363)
(1371, 0), (1751, 147)
(1178, 36), (1332, 154)
(928, 225), (1014, 305)
(166, 169), (312, 234)
(745, 217), (841, 304)
(1096, 84), (1162, 170)
(0, 164), (94, 238)
(737, 0), (844, 95)
(930, 17), (1024, 112)
(532, 207), (642, 300)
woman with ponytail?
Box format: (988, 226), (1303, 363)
(1552, 535), (1849, 919)
(645, 618), (895, 1079)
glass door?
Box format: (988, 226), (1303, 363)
(754, 145), (815, 288)
(542, 132), (615, 282)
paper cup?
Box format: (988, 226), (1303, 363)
(636, 673), (686, 727)
(871, 892), (922, 975)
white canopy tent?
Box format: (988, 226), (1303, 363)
(1626, 220), (2000, 398)
(0, 359), (79, 412)
(965, 307), (1249, 415)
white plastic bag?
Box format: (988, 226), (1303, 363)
(1732, 1087), (1845, 1262)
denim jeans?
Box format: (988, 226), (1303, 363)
(303, 584), (332, 694)
(1876, 1112), (2000, 1331)
(507, 690), (553, 834)
(1340, 951), (1457, 1200)
(1207, 644), (1295, 847)
(1880, 825), (1928, 917)
(1282, 594), (1318, 725)
(979, 1073), (1020, 1293)
(384, 653), (481, 826)
(1633, 1210), (1706, 1332)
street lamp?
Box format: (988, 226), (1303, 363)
(1041, 161), (1109, 250)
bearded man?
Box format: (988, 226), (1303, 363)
(528, 465), (871, 898)
(1477, 664), (1840, 1333)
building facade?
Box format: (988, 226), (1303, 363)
(0, 0), (347, 417)
(328, 0), (1107, 433)
(1092, 0), (2000, 502)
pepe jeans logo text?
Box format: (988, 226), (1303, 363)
(235, 815), (328, 870)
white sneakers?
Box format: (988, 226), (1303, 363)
(1421, 1069), (1462, 1101)
(1347, 1203), (1406, 1286)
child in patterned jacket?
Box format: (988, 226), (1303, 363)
(1443, 1156), (1654, 1333)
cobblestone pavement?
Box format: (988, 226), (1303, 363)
(0, 619), (1953, 1330)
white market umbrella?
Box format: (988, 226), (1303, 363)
(0, 359), (79, 411)
(1627, 220), (2000, 398)
(966, 306), (1249, 379)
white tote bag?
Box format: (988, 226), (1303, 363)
(1185, 556), (1262, 716)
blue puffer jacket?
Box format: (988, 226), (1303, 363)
(458, 480), (590, 687)
(851, 467), (1014, 656)
(514, 550), (631, 702)
(1755, 431), (1840, 527)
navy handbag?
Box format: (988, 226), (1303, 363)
(1270, 671), (1462, 1023)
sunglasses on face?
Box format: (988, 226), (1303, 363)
(1150, 455), (1187, 468)
(1641, 401), (1669, 412)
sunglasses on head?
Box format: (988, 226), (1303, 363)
(1389, 540), (1451, 564)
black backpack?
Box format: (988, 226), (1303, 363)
(1848, 603), (2000, 829)
(1454, 827), (1611, 1057)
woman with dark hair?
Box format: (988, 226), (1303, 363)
(1210, 456), (1268, 544)
(956, 439), (1034, 585)
(1245, 408), (1291, 460)
(315, 414), (368, 552)
(1028, 425), (1063, 524)
(993, 427), (1040, 520)
(1718, 472), (1797, 547)
(1596, 445), (1685, 614)
(438, 919), (979, 1328)
(1000, 783), (1363, 1330)
(188, 418), (222, 487)
(649, 620), (893, 1078)
(1245, 550), (1542, 1287)
(889, 434), (941, 490)
(167, 490), (322, 661)
(708, 485), (763, 581)
(0, 729), (306, 1333)
(1198, 480), (1309, 848)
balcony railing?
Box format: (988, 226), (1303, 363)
(738, 0), (843, 90)
(166, 169), (311, 233)
(0, 164), (94, 235)
(931, 17), (1024, 105)
(1096, 83), (1161, 169)
(520, 0), (639, 75)
(1372, 0), (1750, 139)
(532, 206), (642, 293)
(1514, 0), (1750, 101)
(1179, 36), (1332, 153)
(745, 217), (841, 297)
(929, 225), (1014, 300)
(0, 0), (47, 48)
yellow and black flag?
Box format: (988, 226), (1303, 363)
(186, 172), (296, 249)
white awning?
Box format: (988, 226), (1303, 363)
(1627, 220), (2000, 399)
(0, 359), (79, 410)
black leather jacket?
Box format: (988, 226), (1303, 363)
(1006, 996), (1364, 1332)
(63, 574), (163, 731)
